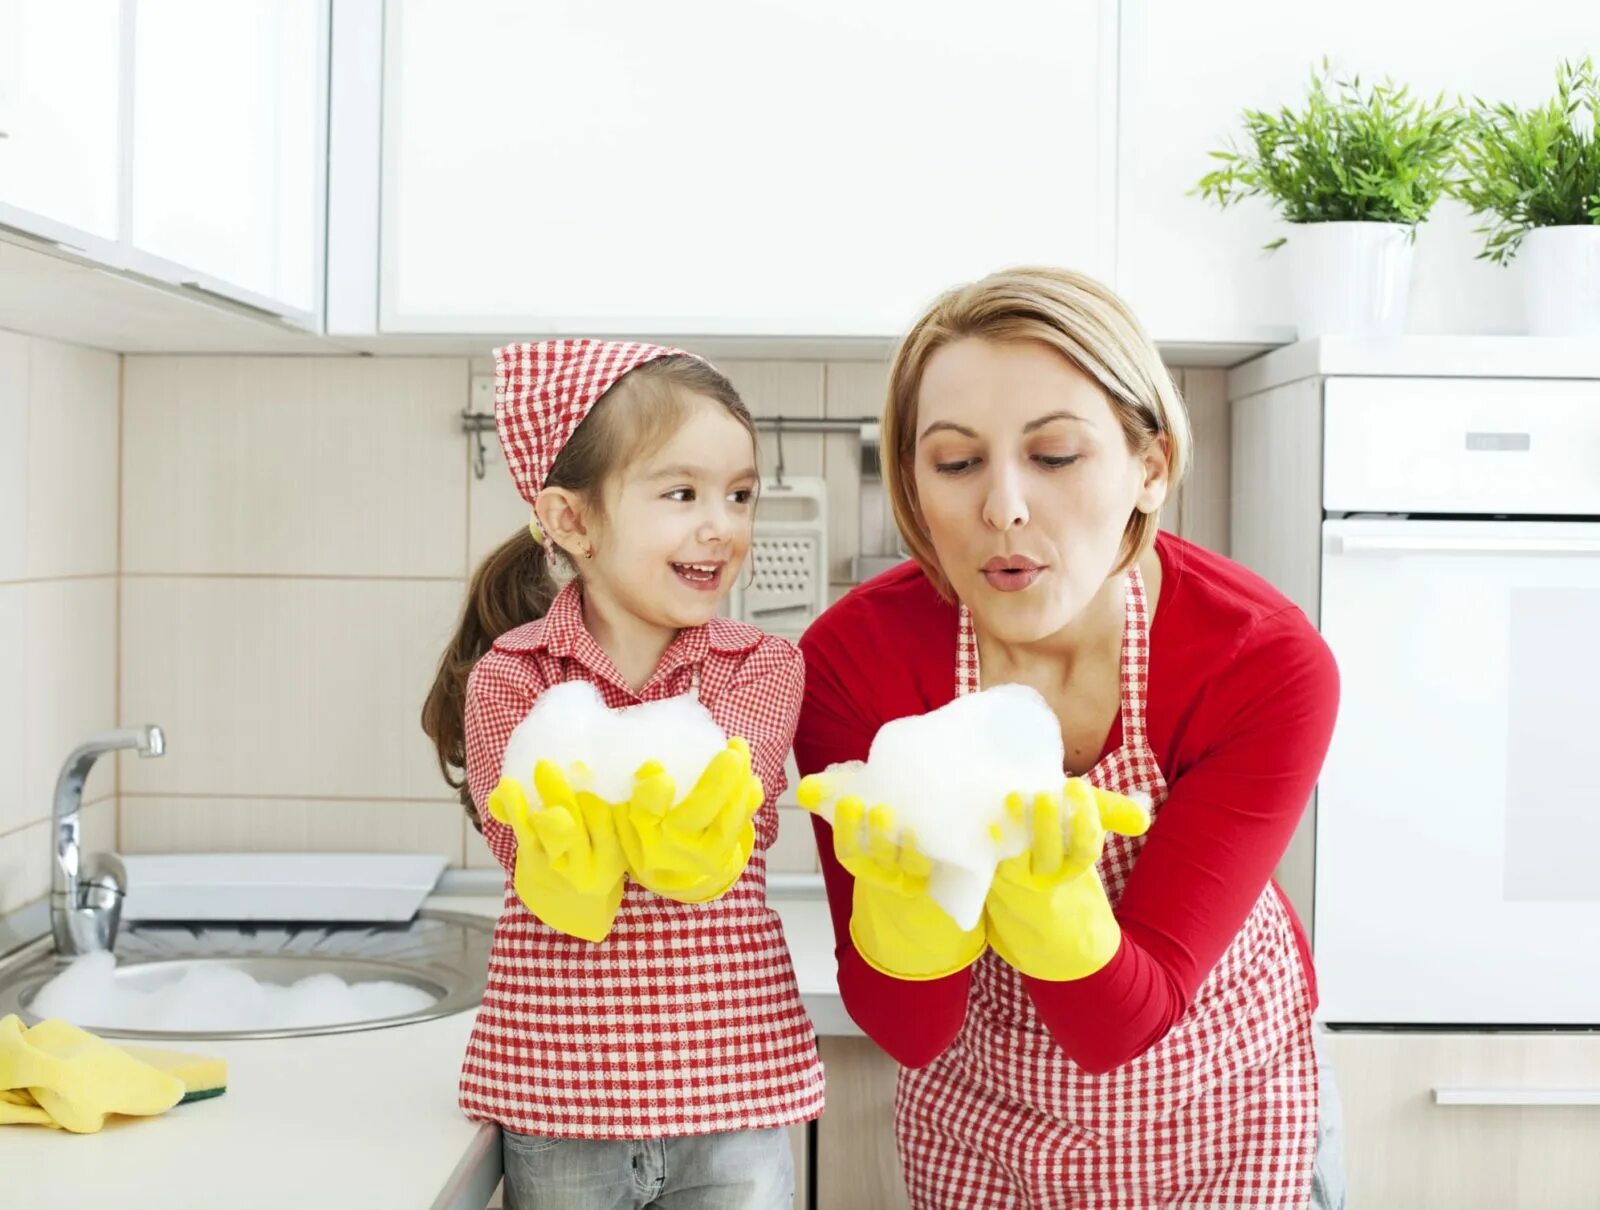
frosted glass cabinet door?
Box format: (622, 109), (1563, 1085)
(130, 0), (326, 316)
(381, 0), (1113, 336)
(0, 0), (122, 241)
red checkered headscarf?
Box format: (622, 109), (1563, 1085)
(493, 339), (699, 506)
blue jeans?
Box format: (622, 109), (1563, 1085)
(501, 1125), (794, 1210)
(1312, 1031), (1348, 1210)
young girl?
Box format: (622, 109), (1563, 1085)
(422, 340), (824, 1210)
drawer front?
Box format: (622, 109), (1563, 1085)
(1323, 1031), (1600, 1210)
(1323, 377), (1600, 516)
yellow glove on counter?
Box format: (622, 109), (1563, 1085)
(798, 777), (987, 982)
(487, 761), (627, 942)
(0, 1014), (184, 1133)
(984, 779), (1151, 982)
(616, 739), (764, 904)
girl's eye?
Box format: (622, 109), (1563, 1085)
(728, 488), (756, 505)
(934, 458), (980, 476)
(1034, 454), (1082, 469)
(665, 487), (696, 502)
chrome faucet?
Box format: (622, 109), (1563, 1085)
(51, 725), (165, 957)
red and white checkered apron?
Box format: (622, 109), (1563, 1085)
(895, 569), (1319, 1208)
(458, 587), (826, 1139)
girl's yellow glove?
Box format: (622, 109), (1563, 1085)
(616, 739), (764, 904)
(984, 779), (1150, 982)
(798, 777), (987, 982)
(486, 761), (627, 942)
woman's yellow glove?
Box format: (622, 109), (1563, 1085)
(615, 739), (764, 904)
(984, 779), (1151, 982)
(486, 761), (627, 942)
(798, 776), (987, 982)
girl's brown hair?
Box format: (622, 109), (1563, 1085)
(421, 355), (756, 827)
(883, 266), (1191, 600)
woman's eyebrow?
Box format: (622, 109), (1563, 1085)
(1023, 410), (1089, 433)
(919, 420), (980, 442)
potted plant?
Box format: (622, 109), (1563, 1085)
(1452, 58), (1600, 338)
(1195, 62), (1462, 339)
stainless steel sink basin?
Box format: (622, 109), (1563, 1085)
(0, 909), (493, 1041)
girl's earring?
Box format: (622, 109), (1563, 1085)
(583, 545), (595, 560)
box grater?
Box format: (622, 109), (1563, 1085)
(728, 476), (829, 638)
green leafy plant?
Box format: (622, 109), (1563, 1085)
(1451, 57), (1600, 264)
(1194, 61), (1463, 248)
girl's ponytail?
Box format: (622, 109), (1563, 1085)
(421, 528), (557, 828)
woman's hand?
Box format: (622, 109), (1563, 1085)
(985, 779), (1150, 981)
(616, 739), (764, 903)
(486, 763), (627, 942)
(798, 777), (987, 981)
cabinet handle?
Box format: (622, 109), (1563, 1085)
(1433, 1087), (1600, 1107)
(178, 280), (293, 323)
(1333, 534), (1600, 556)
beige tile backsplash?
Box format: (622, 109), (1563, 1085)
(0, 331), (120, 911)
(122, 357), (469, 578)
(0, 344), (1225, 911)
(119, 575), (462, 800)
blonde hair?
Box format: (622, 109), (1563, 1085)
(884, 266), (1191, 600)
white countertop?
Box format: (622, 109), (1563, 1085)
(1227, 334), (1600, 399)
(0, 889), (849, 1210)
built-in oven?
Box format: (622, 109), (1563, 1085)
(1314, 376), (1600, 1025)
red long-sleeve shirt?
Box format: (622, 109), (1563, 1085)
(794, 531), (1339, 1075)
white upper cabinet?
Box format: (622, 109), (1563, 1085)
(127, 0), (327, 318)
(1118, 0), (1600, 340)
(0, 0), (327, 328)
(378, 0), (1115, 337)
(0, 0), (123, 243)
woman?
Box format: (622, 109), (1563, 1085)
(794, 266), (1344, 1208)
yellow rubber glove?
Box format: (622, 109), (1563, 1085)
(616, 739), (764, 903)
(0, 1014), (184, 1133)
(486, 761), (627, 942)
(984, 779), (1151, 982)
(798, 776), (987, 981)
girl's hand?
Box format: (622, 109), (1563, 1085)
(616, 739), (764, 903)
(485, 765), (627, 941)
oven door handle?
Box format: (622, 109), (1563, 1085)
(1332, 534), (1600, 556)
(1434, 1086), (1600, 1107)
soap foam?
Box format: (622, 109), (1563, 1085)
(808, 684), (1071, 930)
(498, 680), (729, 804)
(29, 951), (436, 1033)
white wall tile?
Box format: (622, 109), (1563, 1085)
(0, 586), (24, 835)
(119, 797), (464, 863)
(120, 576), (465, 799)
(0, 332), (27, 583)
(823, 361), (890, 583)
(24, 577), (118, 824)
(26, 337), (119, 579)
(720, 360), (825, 481)
(0, 802), (110, 917)
(0, 819), (49, 914)
(122, 356), (469, 577)
(466, 423), (532, 573)
(464, 816), (506, 871)
(81, 798), (116, 857)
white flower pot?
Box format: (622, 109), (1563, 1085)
(1518, 225), (1600, 338)
(1285, 221), (1415, 339)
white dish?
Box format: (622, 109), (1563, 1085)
(119, 852), (451, 923)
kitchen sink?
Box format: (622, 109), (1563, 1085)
(0, 909), (493, 1041)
